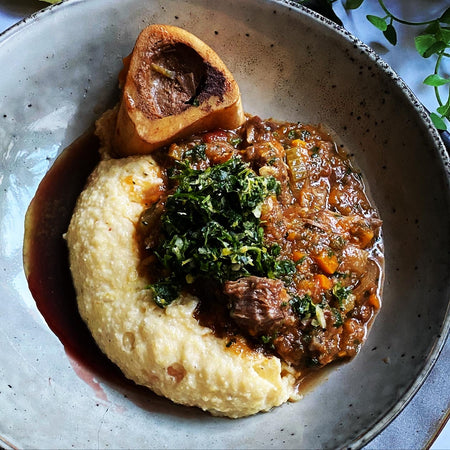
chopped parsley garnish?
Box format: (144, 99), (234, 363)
(290, 294), (316, 318)
(229, 137), (242, 147)
(149, 275), (180, 308)
(184, 143), (207, 161)
(287, 129), (298, 140)
(150, 157), (295, 307)
(332, 282), (352, 309)
(290, 293), (328, 328)
(260, 334), (277, 349)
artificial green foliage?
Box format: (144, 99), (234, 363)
(297, 0), (450, 130)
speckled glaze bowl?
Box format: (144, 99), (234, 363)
(0, 0), (448, 448)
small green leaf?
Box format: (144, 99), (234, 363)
(423, 21), (440, 35)
(423, 74), (450, 87)
(437, 101), (450, 119)
(415, 34), (437, 56)
(430, 112), (447, 130)
(423, 41), (447, 58)
(439, 7), (450, 24)
(383, 24), (397, 45)
(345, 0), (364, 10)
(149, 277), (180, 308)
(367, 15), (388, 32)
(440, 28), (450, 44)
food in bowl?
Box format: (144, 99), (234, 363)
(30, 24), (384, 418)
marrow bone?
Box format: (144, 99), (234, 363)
(114, 24), (245, 156)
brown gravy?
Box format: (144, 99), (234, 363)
(23, 130), (128, 384)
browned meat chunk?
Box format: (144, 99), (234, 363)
(272, 329), (305, 365)
(224, 276), (292, 337)
(204, 141), (236, 165)
(243, 116), (274, 144)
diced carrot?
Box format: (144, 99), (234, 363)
(368, 293), (381, 310)
(291, 139), (308, 147)
(298, 279), (315, 293)
(343, 318), (357, 334)
(355, 228), (374, 248)
(328, 187), (341, 210)
(287, 231), (297, 241)
(315, 273), (333, 290)
(314, 250), (339, 275)
(338, 350), (347, 358)
(292, 250), (306, 262)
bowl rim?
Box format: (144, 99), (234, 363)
(279, 2), (450, 447)
(0, 0), (449, 448)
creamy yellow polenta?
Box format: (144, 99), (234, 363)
(66, 152), (297, 418)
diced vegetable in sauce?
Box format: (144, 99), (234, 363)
(138, 115), (383, 373)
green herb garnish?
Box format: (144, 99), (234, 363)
(229, 137), (243, 147)
(149, 275), (181, 308)
(150, 157), (295, 307)
(290, 294), (316, 318)
(332, 282), (352, 310)
(260, 334), (277, 349)
(184, 143), (207, 162)
(287, 129), (298, 140)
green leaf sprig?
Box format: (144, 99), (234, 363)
(343, 0), (450, 130)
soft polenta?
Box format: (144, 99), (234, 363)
(66, 155), (297, 418)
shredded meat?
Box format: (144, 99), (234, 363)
(243, 116), (274, 144)
(272, 330), (305, 365)
(224, 276), (293, 337)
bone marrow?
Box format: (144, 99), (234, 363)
(114, 25), (245, 156)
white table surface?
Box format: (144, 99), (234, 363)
(0, 1), (448, 448)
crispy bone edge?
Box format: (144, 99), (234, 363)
(113, 24), (245, 156)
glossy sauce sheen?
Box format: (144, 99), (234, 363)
(23, 131), (127, 383)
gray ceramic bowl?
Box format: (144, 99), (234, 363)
(0, 0), (449, 448)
